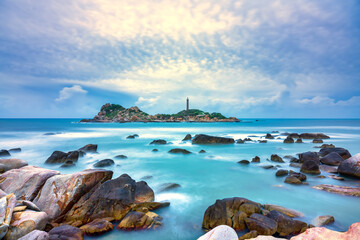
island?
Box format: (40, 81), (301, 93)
(81, 100), (239, 123)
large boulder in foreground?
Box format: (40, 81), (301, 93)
(0, 194), (17, 239)
(299, 133), (330, 139)
(197, 225), (238, 240)
(0, 159), (28, 173)
(33, 169), (113, 220)
(291, 222), (360, 240)
(319, 147), (351, 159)
(338, 153), (360, 178)
(202, 197), (261, 230)
(192, 134), (234, 144)
(5, 210), (48, 240)
(0, 166), (59, 201)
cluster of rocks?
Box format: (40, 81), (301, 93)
(0, 159), (169, 239)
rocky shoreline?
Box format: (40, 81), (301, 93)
(1, 131), (360, 239)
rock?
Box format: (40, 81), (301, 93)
(319, 165), (338, 173)
(0, 194), (17, 239)
(299, 133), (330, 139)
(5, 210), (48, 240)
(239, 230), (258, 239)
(328, 175), (344, 181)
(132, 201), (170, 212)
(319, 147), (351, 159)
(262, 204), (304, 218)
(244, 138), (252, 141)
(192, 134), (234, 144)
(295, 139), (303, 143)
(199, 150), (206, 153)
(93, 159), (115, 167)
(289, 171), (307, 181)
(8, 148), (21, 153)
(22, 201), (41, 212)
(236, 139), (245, 144)
(126, 134), (138, 139)
(320, 152), (344, 166)
(151, 149), (158, 152)
(45, 151), (81, 164)
(313, 184), (360, 197)
(79, 218), (113, 235)
(118, 211), (162, 230)
(141, 175), (153, 180)
(0, 166), (59, 201)
(150, 139), (167, 145)
(271, 155), (284, 163)
(0, 159), (28, 173)
(290, 163), (302, 168)
(298, 152), (320, 164)
(314, 215), (334, 226)
(158, 183), (181, 192)
(267, 210), (307, 236)
(182, 134), (192, 141)
(283, 137), (294, 143)
(261, 165), (274, 169)
(202, 197), (261, 230)
(134, 181), (154, 203)
(13, 206), (27, 212)
(338, 153), (360, 178)
(18, 230), (49, 240)
(248, 236), (286, 239)
(289, 157), (300, 163)
(238, 160), (250, 164)
(245, 213), (277, 235)
(300, 160), (320, 175)
(284, 176), (302, 184)
(60, 160), (75, 168)
(319, 144), (335, 148)
(258, 140), (267, 143)
(78, 144), (97, 153)
(291, 222), (360, 240)
(197, 225), (238, 240)
(0, 150), (10, 157)
(33, 169), (112, 220)
(312, 139), (323, 143)
(276, 170), (288, 177)
(265, 134), (274, 139)
(168, 148), (192, 154)
(62, 174), (159, 226)
(114, 155), (127, 159)
(252, 156), (260, 163)
(48, 225), (83, 240)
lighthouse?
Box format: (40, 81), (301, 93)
(186, 97), (189, 111)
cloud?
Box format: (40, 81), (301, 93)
(299, 96), (360, 106)
(55, 85), (87, 102)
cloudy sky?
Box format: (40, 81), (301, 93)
(1, 0), (359, 118)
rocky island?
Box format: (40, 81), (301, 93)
(81, 102), (239, 123)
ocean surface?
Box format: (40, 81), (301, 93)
(1, 118), (360, 239)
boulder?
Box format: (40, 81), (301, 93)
(0, 150), (10, 158)
(319, 144), (335, 148)
(0, 166), (59, 201)
(45, 151), (81, 164)
(245, 213), (277, 235)
(238, 160), (250, 164)
(197, 225), (238, 240)
(150, 139), (167, 145)
(262, 204), (304, 218)
(271, 155), (284, 163)
(319, 165), (338, 173)
(265, 134), (274, 139)
(284, 176), (302, 185)
(0, 159), (28, 173)
(291, 222), (360, 240)
(182, 134), (192, 141)
(134, 181), (154, 202)
(93, 159), (114, 168)
(5, 210), (48, 240)
(275, 170), (288, 177)
(192, 134), (234, 144)
(114, 155), (127, 159)
(283, 137), (294, 143)
(313, 184), (360, 197)
(0, 194), (17, 239)
(298, 152), (320, 164)
(295, 139), (303, 143)
(267, 210), (307, 236)
(168, 148), (192, 154)
(48, 225), (83, 240)
(338, 153), (360, 178)
(78, 144), (97, 153)
(158, 183), (181, 193)
(118, 211), (162, 230)
(300, 160), (320, 175)
(202, 197), (261, 230)
(299, 133), (330, 139)
(33, 169), (112, 220)
(79, 218), (113, 235)
(18, 230), (49, 240)
(312, 139), (323, 143)
(239, 230), (258, 240)
(313, 215), (334, 226)
(319, 148), (351, 159)
(252, 156), (260, 163)
(289, 171), (307, 181)
(320, 152), (344, 166)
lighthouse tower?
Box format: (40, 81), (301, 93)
(186, 97), (189, 111)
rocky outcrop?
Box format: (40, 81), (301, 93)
(320, 152), (344, 166)
(150, 139), (167, 145)
(245, 213), (277, 235)
(197, 225), (238, 240)
(93, 159), (114, 167)
(48, 225), (83, 240)
(118, 211), (162, 230)
(338, 153), (360, 178)
(33, 169), (113, 220)
(168, 148), (192, 154)
(192, 134), (234, 144)
(319, 147), (351, 159)
(183, 134), (192, 141)
(79, 218), (113, 235)
(313, 184), (360, 197)
(0, 159), (28, 173)
(0, 166), (59, 201)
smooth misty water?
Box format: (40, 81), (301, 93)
(1, 119), (360, 239)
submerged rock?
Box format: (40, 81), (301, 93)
(283, 137), (294, 143)
(8, 148), (21, 153)
(236, 139), (245, 144)
(151, 149), (158, 152)
(284, 176), (302, 184)
(150, 139), (167, 145)
(127, 134), (139, 139)
(319, 147), (351, 159)
(192, 134), (235, 144)
(197, 225), (238, 240)
(319, 144), (335, 148)
(0, 158), (28, 173)
(299, 133), (330, 139)
(270, 155), (284, 163)
(93, 159), (115, 167)
(338, 153), (360, 178)
(312, 139), (323, 143)
(158, 183), (181, 192)
(320, 152), (344, 166)
(313, 215), (334, 226)
(258, 140), (267, 143)
(78, 144), (97, 153)
(168, 148), (192, 154)
(199, 150), (206, 153)
(114, 154), (127, 159)
(238, 160), (250, 164)
(60, 160), (75, 168)
(182, 134), (192, 141)
(313, 184), (360, 197)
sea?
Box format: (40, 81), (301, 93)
(0, 118), (359, 239)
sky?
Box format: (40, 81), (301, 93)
(0, 0), (359, 118)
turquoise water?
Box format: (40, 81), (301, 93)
(1, 119), (360, 239)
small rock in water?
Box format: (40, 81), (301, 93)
(150, 139), (167, 145)
(258, 140), (267, 143)
(314, 215), (335, 226)
(265, 133), (274, 139)
(158, 183), (181, 192)
(313, 139), (323, 143)
(319, 144), (335, 148)
(141, 175), (153, 180)
(78, 144), (98, 153)
(93, 159), (115, 167)
(252, 156), (260, 163)
(290, 163), (302, 168)
(238, 160), (250, 164)
(271, 154), (284, 163)
(199, 150), (206, 153)
(114, 154), (128, 159)
(152, 149), (159, 152)
(0, 150), (11, 157)
(182, 134), (192, 141)
(60, 160), (75, 168)
(127, 134), (139, 139)
(236, 139), (245, 144)
(276, 169), (289, 177)
(285, 176), (302, 184)
(261, 165), (275, 169)
(328, 175), (344, 181)
(8, 148), (21, 153)
(168, 148), (192, 154)
(296, 138), (303, 143)
(283, 137), (294, 143)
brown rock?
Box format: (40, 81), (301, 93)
(48, 225), (83, 240)
(118, 211), (162, 230)
(284, 176), (302, 184)
(267, 210), (307, 236)
(192, 134), (234, 144)
(283, 137), (294, 143)
(79, 219), (113, 235)
(252, 156), (260, 163)
(338, 153), (360, 178)
(262, 204), (304, 218)
(245, 213), (277, 235)
(300, 160), (320, 175)
(299, 133), (330, 139)
(298, 152), (320, 164)
(182, 134), (192, 141)
(312, 139), (323, 143)
(239, 230), (258, 239)
(78, 144), (97, 153)
(320, 152), (344, 166)
(319, 147), (351, 160)
(314, 215), (334, 226)
(271, 155), (284, 163)
(0, 159), (28, 173)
